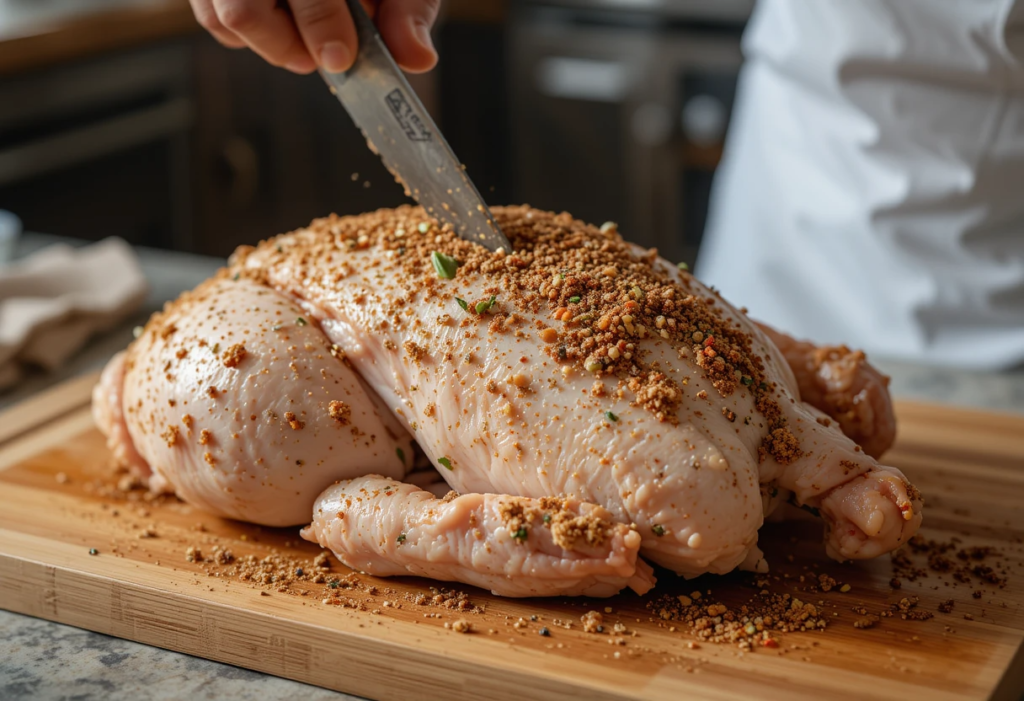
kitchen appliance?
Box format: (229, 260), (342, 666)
(509, 0), (753, 265)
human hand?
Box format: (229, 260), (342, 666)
(188, 0), (441, 74)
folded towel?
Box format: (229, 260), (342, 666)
(0, 238), (148, 390)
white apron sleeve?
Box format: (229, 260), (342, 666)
(696, 0), (1024, 369)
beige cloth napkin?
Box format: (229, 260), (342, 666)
(0, 238), (148, 389)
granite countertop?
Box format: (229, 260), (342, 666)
(1, 234), (1022, 701)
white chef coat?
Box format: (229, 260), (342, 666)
(697, 0), (1024, 369)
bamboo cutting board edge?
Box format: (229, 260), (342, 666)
(0, 531), (637, 701)
(3, 526), (987, 701)
(0, 374), (1022, 701)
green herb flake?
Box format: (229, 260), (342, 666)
(759, 382), (769, 391)
(651, 524), (666, 537)
(475, 295), (497, 314)
(296, 317), (308, 326)
(740, 376), (753, 386)
(418, 222), (430, 234)
(455, 297), (469, 311)
(677, 261), (690, 271)
(88, 548), (99, 556)
(431, 251), (459, 279)
(396, 447), (406, 464)
(543, 514), (552, 524)
(397, 534), (407, 544)
(233, 272), (240, 281)
(605, 411), (619, 422)
(511, 527), (528, 542)
(275, 244), (283, 253)
(569, 295), (581, 304)
(212, 343), (220, 354)
(328, 580), (340, 589)
(438, 456), (453, 471)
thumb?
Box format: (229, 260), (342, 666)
(377, 0), (441, 73)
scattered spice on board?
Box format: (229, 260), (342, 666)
(649, 587), (827, 651)
(892, 535), (1009, 589)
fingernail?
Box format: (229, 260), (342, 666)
(286, 58), (315, 74)
(320, 41), (352, 73)
(411, 20), (435, 54)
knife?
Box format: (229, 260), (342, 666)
(320, 0), (511, 253)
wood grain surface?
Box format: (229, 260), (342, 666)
(0, 1), (199, 76)
(0, 376), (1021, 700)
(0, 0), (507, 77)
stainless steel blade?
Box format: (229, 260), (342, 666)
(320, 0), (511, 252)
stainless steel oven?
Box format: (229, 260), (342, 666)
(509, 0), (752, 265)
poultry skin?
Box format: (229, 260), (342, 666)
(95, 205), (922, 596)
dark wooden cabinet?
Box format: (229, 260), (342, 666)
(187, 36), (413, 257)
(0, 41), (193, 250)
(0, 34), (418, 258)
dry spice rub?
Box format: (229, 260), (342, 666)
(649, 587), (829, 651)
(497, 496), (613, 550)
(229, 205), (797, 462)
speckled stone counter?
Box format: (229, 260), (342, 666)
(0, 611), (353, 701)
(874, 358), (1024, 416)
(1, 235), (1022, 701)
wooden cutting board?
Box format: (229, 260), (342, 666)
(1, 373), (1022, 701)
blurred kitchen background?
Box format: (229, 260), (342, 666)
(2, 5), (1023, 693)
(0, 0), (752, 264)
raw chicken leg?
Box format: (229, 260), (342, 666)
(96, 205), (923, 595)
(301, 475), (655, 597)
(756, 324), (897, 459)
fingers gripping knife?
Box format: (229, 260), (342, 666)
(319, 0), (511, 253)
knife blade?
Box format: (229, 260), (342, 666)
(320, 0), (511, 253)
